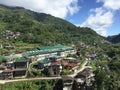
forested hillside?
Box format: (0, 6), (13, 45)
(0, 4), (120, 90)
(107, 34), (120, 43)
(0, 4), (104, 45)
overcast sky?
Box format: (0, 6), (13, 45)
(0, 0), (120, 36)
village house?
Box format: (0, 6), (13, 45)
(75, 67), (95, 87)
(49, 62), (62, 76)
(1, 30), (20, 40)
(0, 65), (13, 79)
(33, 55), (62, 76)
(12, 57), (29, 77)
(65, 63), (77, 72)
(37, 59), (51, 69)
(0, 57), (29, 79)
(60, 60), (68, 66)
(63, 57), (81, 73)
(88, 51), (97, 60)
(63, 57), (81, 65)
(62, 76), (74, 90)
(1, 69), (13, 80)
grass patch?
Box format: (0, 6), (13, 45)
(89, 60), (97, 71)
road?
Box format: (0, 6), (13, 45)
(68, 60), (89, 77)
(0, 77), (61, 84)
(0, 60), (89, 85)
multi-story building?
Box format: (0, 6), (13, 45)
(0, 65), (13, 79)
(0, 57), (29, 79)
(12, 57), (29, 78)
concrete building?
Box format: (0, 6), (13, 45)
(75, 67), (95, 89)
(0, 65), (13, 79)
(62, 76), (74, 90)
(0, 57), (29, 79)
(22, 45), (76, 61)
(49, 63), (62, 76)
(12, 57), (29, 77)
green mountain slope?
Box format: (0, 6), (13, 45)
(107, 34), (120, 43)
(0, 4), (104, 45)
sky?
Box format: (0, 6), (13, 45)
(0, 0), (120, 36)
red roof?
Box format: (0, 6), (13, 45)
(69, 60), (80, 63)
(50, 61), (61, 66)
(61, 60), (68, 65)
(0, 65), (6, 69)
(66, 63), (76, 68)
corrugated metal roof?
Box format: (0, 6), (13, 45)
(13, 57), (27, 61)
(23, 45), (74, 56)
(0, 56), (5, 61)
(38, 59), (51, 64)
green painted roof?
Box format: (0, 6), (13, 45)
(0, 56), (5, 61)
(0, 56), (27, 61)
(23, 45), (74, 56)
(13, 57), (27, 61)
(38, 59), (51, 64)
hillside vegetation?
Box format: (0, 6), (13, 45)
(0, 5), (120, 90)
(0, 4), (104, 46)
(107, 34), (120, 43)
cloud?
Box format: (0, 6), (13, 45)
(97, 0), (120, 10)
(0, 0), (80, 18)
(81, 7), (113, 36)
(80, 0), (120, 36)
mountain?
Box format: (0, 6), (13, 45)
(0, 4), (104, 45)
(107, 34), (120, 43)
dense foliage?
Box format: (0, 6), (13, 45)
(91, 43), (120, 90)
(0, 80), (54, 90)
(0, 4), (120, 90)
(107, 34), (120, 43)
(0, 4), (103, 46)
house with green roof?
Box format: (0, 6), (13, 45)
(12, 57), (29, 78)
(37, 59), (51, 68)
